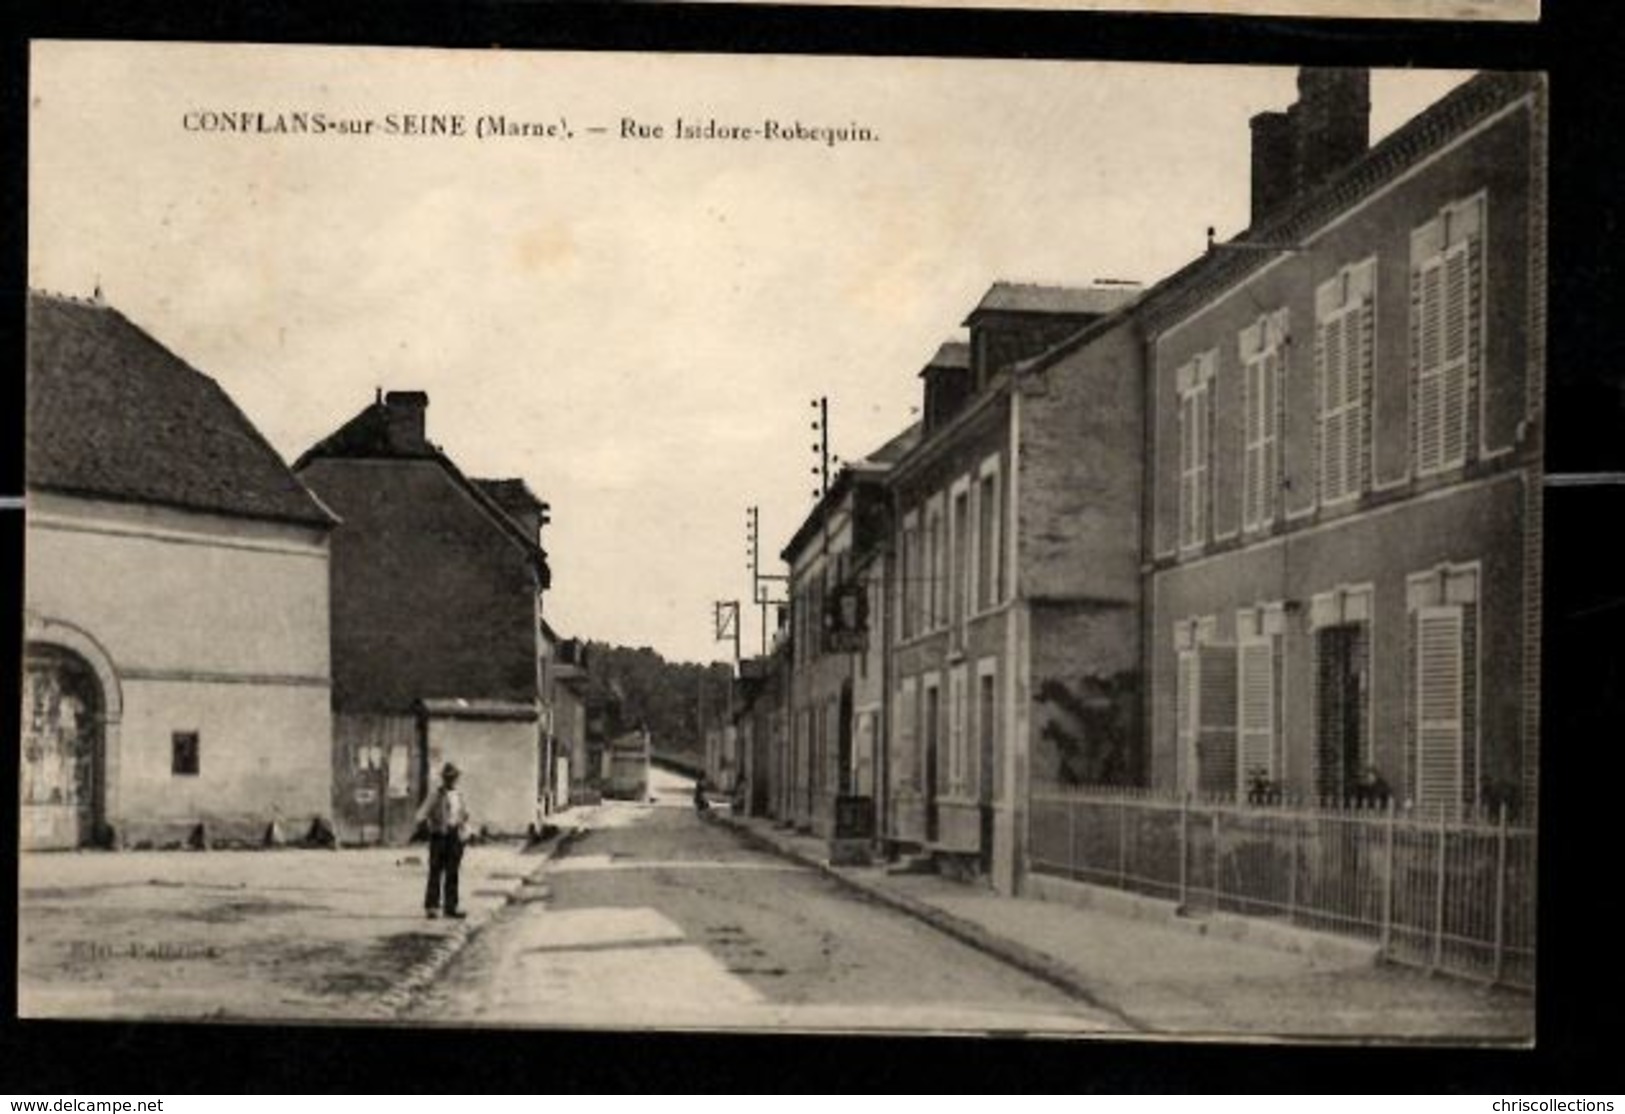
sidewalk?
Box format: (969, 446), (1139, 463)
(718, 812), (1533, 1042)
(17, 827), (579, 1022)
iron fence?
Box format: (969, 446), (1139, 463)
(1029, 786), (1535, 989)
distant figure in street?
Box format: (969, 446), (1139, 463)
(692, 775), (710, 814)
(417, 763), (470, 919)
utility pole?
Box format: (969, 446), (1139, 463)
(811, 396), (831, 499)
(746, 505), (788, 656)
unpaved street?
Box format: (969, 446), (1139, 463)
(407, 771), (1114, 1033)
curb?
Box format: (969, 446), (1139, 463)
(371, 826), (586, 1019)
(1021, 872), (1381, 967)
(713, 814), (1148, 1032)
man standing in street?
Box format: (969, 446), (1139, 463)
(418, 763), (470, 919)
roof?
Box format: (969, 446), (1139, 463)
(474, 477), (549, 518)
(1139, 70), (1542, 334)
(923, 341), (971, 371)
(780, 423), (914, 562)
(417, 698), (538, 722)
(26, 291), (335, 528)
(295, 396), (550, 586)
(965, 282), (1141, 322)
(1014, 73), (1542, 382)
(855, 421), (923, 467)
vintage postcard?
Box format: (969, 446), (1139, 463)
(22, 40), (1539, 1041)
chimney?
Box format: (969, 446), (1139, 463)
(382, 390), (429, 452)
(1293, 68), (1370, 196)
(1249, 110), (1296, 227)
(1248, 67), (1370, 228)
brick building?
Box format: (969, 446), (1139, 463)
(883, 282), (1141, 892)
(295, 391), (552, 839)
(1143, 71), (1547, 820)
(23, 292), (336, 849)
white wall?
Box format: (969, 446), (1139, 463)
(24, 493), (333, 842)
(426, 716), (540, 835)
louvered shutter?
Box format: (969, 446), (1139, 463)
(1243, 358), (1260, 529)
(1441, 242), (1471, 467)
(1175, 648), (1197, 785)
(1262, 349), (1280, 524)
(1196, 644), (1239, 796)
(1236, 639), (1276, 794)
(1415, 259), (1446, 473)
(1342, 301), (1367, 497)
(1320, 315), (1347, 501)
(1178, 393), (1192, 546)
(1194, 385), (1209, 541)
(1415, 606), (1464, 818)
(1356, 296), (1375, 492)
(949, 666), (967, 794)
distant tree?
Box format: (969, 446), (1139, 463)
(584, 643), (734, 759)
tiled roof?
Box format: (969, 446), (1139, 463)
(967, 282), (1141, 320)
(26, 292), (335, 528)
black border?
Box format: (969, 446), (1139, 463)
(3, 0), (1620, 1095)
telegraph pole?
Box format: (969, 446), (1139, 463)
(811, 396), (830, 498)
(746, 505), (788, 656)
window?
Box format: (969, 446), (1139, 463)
(899, 513), (920, 640)
(1407, 566), (1479, 819)
(921, 676), (941, 801)
(1240, 312), (1288, 531)
(896, 676), (918, 790)
(976, 659), (997, 801)
(1310, 587), (1373, 800)
(975, 457), (1002, 611)
(936, 503), (949, 633)
(1412, 197), (1485, 476)
(947, 664), (969, 796)
(1236, 605), (1285, 795)
(1176, 352), (1216, 550)
(1174, 617), (1234, 795)
(1316, 260), (1375, 505)
(172, 731), (200, 777)
(951, 484), (971, 626)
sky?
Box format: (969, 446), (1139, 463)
(28, 42), (1472, 664)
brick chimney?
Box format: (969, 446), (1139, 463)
(383, 390), (429, 452)
(1293, 68), (1370, 195)
(1249, 110), (1296, 227)
(1249, 67), (1370, 227)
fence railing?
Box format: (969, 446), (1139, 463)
(1028, 787), (1535, 990)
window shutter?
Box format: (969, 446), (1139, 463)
(1415, 606), (1464, 818)
(1237, 639), (1276, 793)
(1243, 359), (1260, 529)
(1264, 349), (1280, 524)
(1441, 243), (1471, 467)
(1196, 644), (1238, 796)
(1415, 259), (1447, 473)
(949, 666), (967, 794)
(1320, 315), (1347, 500)
(1357, 296), (1375, 492)
(1175, 648), (1197, 783)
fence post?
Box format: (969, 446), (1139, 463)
(1211, 805), (1222, 912)
(1493, 802), (1508, 985)
(1178, 792), (1190, 912)
(1117, 797), (1128, 889)
(1431, 807), (1447, 974)
(1287, 812), (1298, 924)
(1067, 794), (1078, 881)
(1381, 798), (1396, 961)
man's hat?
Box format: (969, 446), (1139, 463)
(441, 763), (461, 781)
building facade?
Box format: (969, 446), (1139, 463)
(884, 283), (1144, 893)
(1144, 71), (1547, 820)
(23, 292), (336, 849)
(295, 391), (553, 839)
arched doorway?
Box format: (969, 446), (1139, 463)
(21, 644), (108, 849)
